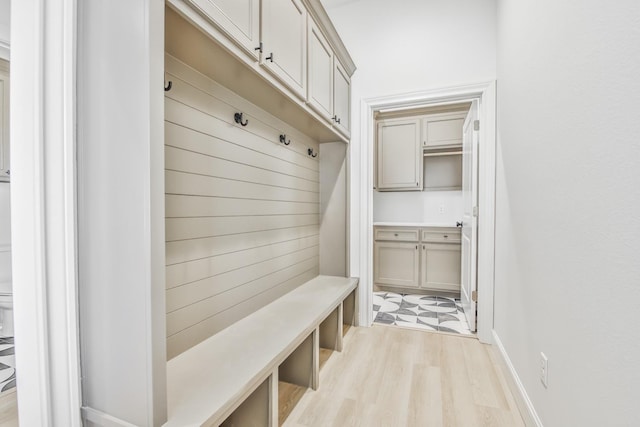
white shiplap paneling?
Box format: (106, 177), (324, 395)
(165, 55), (320, 359)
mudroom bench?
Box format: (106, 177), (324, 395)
(164, 275), (358, 427)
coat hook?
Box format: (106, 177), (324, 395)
(279, 134), (291, 145)
(307, 148), (318, 158)
(234, 112), (249, 126)
(164, 81), (172, 91)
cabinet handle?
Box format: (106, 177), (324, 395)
(416, 245), (418, 250)
(423, 245), (425, 250)
(444, 235), (449, 239)
(255, 42), (263, 53)
(456, 221), (463, 228)
(336, 117), (341, 124)
(266, 53), (274, 62)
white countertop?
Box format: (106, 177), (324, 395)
(373, 221), (460, 228)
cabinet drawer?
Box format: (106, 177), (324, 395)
(375, 229), (419, 242)
(421, 230), (461, 243)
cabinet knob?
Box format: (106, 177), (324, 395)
(444, 235), (449, 239)
(394, 233), (398, 237)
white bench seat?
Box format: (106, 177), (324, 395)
(165, 275), (358, 427)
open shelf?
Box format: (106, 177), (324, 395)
(278, 381), (307, 426)
(423, 151), (462, 191)
(221, 377), (272, 427)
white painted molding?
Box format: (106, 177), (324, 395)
(476, 81), (497, 344)
(358, 81), (497, 341)
(492, 330), (544, 427)
(82, 407), (140, 427)
(11, 0), (82, 425)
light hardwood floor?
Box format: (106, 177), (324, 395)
(0, 389), (18, 426)
(282, 325), (524, 427)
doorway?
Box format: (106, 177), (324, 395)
(357, 82), (497, 344)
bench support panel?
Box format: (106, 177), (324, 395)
(279, 328), (319, 391)
(343, 289), (357, 335)
(319, 304), (343, 352)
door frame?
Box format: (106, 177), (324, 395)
(11, 0), (83, 425)
(358, 81), (496, 344)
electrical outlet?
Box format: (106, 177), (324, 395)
(540, 352), (548, 388)
(438, 205), (445, 214)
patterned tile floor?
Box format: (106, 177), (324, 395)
(0, 337), (15, 392)
(373, 291), (474, 335)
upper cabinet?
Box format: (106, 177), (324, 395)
(307, 18), (333, 121)
(307, 18), (351, 138)
(0, 61), (8, 182)
(169, 0), (356, 143)
(186, 0), (261, 60)
(376, 118), (422, 191)
(333, 60), (350, 138)
(422, 112), (466, 149)
(262, 0), (307, 98)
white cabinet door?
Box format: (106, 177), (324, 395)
(333, 60), (350, 138)
(0, 65), (8, 181)
(262, 0), (307, 98)
(307, 18), (333, 120)
(187, 0), (260, 60)
(421, 243), (461, 292)
(376, 118), (422, 191)
(422, 112), (466, 149)
(374, 242), (420, 288)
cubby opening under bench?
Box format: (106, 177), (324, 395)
(165, 275), (357, 427)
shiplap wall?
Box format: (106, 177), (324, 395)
(165, 55), (320, 359)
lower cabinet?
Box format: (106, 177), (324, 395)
(374, 226), (461, 293)
(420, 243), (461, 292)
(373, 241), (420, 288)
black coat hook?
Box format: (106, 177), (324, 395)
(279, 134), (291, 145)
(164, 81), (172, 91)
(307, 148), (318, 158)
(234, 112), (249, 126)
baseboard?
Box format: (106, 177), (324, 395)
(492, 330), (543, 427)
(81, 407), (140, 427)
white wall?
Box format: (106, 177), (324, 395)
(0, 0), (9, 60)
(321, 0), (496, 287)
(77, 0), (166, 425)
(494, 0), (640, 425)
(373, 190), (462, 224)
